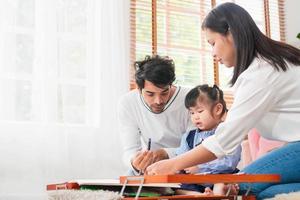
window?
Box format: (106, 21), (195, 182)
(0, 0), (96, 125)
(130, 0), (214, 88)
(130, 0), (285, 107)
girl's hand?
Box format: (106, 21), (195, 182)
(145, 158), (178, 175)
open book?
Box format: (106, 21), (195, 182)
(47, 179), (180, 197)
(47, 179), (180, 189)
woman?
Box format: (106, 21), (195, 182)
(146, 3), (300, 199)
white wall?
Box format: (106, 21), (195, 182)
(285, 0), (300, 47)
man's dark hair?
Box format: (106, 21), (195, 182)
(202, 2), (300, 86)
(134, 55), (176, 89)
(185, 84), (227, 116)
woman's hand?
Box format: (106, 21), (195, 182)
(184, 165), (199, 174)
(146, 145), (217, 175)
(145, 158), (178, 175)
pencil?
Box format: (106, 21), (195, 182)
(147, 138), (151, 150)
(139, 138), (152, 176)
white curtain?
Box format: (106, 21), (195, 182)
(0, 0), (130, 199)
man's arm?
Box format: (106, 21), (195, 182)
(117, 96), (142, 171)
(117, 95), (168, 174)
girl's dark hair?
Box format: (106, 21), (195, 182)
(135, 55), (176, 89)
(202, 2), (300, 85)
(185, 84), (227, 116)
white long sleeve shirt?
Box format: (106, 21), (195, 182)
(203, 57), (300, 158)
(117, 86), (192, 170)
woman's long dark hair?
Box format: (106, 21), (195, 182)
(202, 2), (300, 85)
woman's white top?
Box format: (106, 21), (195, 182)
(203, 57), (300, 158)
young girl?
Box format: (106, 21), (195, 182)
(146, 3), (300, 200)
(175, 84), (241, 195)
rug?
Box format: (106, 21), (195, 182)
(48, 190), (122, 200)
(265, 191), (300, 200)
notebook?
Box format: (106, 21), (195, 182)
(46, 179), (180, 197)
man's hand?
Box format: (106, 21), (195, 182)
(131, 150), (154, 173)
(152, 149), (169, 162)
(131, 149), (169, 173)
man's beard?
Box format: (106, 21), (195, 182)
(150, 104), (165, 113)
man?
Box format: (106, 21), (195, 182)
(118, 55), (192, 174)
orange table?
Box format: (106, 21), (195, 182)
(119, 174), (280, 200)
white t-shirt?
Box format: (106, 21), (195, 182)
(117, 86), (192, 170)
(203, 57), (300, 158)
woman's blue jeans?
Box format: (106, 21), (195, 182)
(239, 141), (300, 199)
